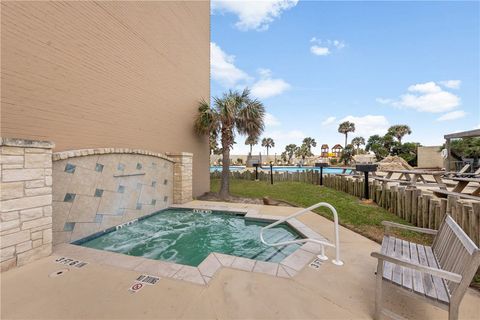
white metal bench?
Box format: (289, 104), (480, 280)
(371, 216), (480, 320)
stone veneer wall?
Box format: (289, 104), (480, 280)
(167, 153), (193, 204)
(52, 148), (176, 244)
(1, 138), (54, 271)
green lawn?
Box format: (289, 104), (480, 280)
(210, 178), (431, 244)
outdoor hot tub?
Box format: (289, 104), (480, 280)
(73, 207), (303, 267)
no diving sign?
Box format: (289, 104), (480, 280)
(128, 274), (160, 294)
(128, 282), (144, 293)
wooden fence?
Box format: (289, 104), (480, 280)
(323, 175), (480, 246)
(211, 170), (480, 246)
(210, 170), (322, 184)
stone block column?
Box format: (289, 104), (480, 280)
(167, 152), (193, 204)
(1, 137), (54, 271)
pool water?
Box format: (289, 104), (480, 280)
(210, 165), (350, 174)
(77, 208), (302, 267)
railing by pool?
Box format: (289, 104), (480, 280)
(259, 202), (343, 266)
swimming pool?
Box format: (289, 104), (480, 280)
(210, 166), (350, 174)
(76, 208), (302, 267)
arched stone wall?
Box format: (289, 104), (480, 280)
(52, 148), (176, 244)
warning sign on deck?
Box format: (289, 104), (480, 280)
(55, 257), (88, 268)
(309, 258), (324, 270)
(128, 282), (144, 293)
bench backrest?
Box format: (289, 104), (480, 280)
(432, 215), (480, 302)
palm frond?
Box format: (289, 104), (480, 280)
(236, 99), (265, 137)
(194, 99), (219, 135)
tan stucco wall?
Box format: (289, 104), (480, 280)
(1, 1), (210, 196)
(417, 146), (444, 169)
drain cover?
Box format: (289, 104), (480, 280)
(49, 268), (69, 278)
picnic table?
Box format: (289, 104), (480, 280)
(430, 177), (480, 201)
(333, 166), (359, 176)
(375, 169), (446, 188)
(450, 177), (480, 195)
(443, 166), (480, 178)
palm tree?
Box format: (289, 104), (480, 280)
(351, 136), (365, 154)
(194, 89), (265, 199)
(261, 137), (275, 157)
(338, 121), (356, 149)
(302, 137), (317, 153)
(209, 132), (221, 155)
(294, 144), (312, 162)
(245, 135), (259, 155)
(387, 125), (412, 144)
(284, 144), (297, 164)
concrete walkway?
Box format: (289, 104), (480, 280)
(1, 200), (479, 319)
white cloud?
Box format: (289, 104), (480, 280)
(381, 81), (461, 113)
(407, 81), (442, 94)
(267, 129), (305, 141)
(251, 69), (290, 98)
(231, 128), (305, 154)
(436, 110), (467, 121)
(440, 80), (461, 89)
(333, 40), (346, 49)
(261, 129), (306, 153)
(212, 0), (298, 31)
(338, 115), (390, 137)
(310, 38), (346, 56)
(264, 113), (281, 126)
(211, 45), (290, 98)
(211, 42), (250, 87)
(321, 116), (337, 125)
(257, 68), (272, 78)
(252, 79), (290, 98)
(310, 46), (330, 56)
(376, 98), (393, 104)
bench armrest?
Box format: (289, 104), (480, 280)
(381, 221), (438, 235)
(371, 252), (462, 283)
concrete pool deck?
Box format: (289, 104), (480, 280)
(1, 200), (479, 319)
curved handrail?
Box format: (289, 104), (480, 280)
(260, 202), (343, 266)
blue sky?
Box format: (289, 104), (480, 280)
(211, 0), (480, 155)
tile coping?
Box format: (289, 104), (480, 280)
(54, 204), (331, 286)
(0, 136), (55, 148)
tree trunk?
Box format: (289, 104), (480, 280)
(249, 144), (252, 155)
(344, 133), (348, 149)
(266, 147), (269, 157)
(219, 129), (231, 200)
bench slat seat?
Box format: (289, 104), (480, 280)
(381, 236), (449, 304)
(371, 216), (480, 320)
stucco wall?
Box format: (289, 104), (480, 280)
(417, 146), (444, 169)
(1, 1), (210, 196)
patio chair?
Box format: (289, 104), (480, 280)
(371, 215), (480, 320)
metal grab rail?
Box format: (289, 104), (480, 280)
(259, 202), (343, 266)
